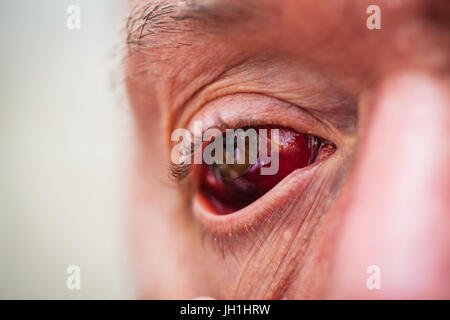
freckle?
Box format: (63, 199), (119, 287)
(283, 230), (292, 240)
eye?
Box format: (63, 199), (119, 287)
(196, 125), (335, 215)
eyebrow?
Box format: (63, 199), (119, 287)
(126, 0), (255, 51)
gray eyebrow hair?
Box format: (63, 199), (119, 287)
(126, 0), (255, 51)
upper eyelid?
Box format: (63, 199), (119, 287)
(180, 93), (342, 145)
(167, 55), (357, 133)
(166, 82), (355, 146)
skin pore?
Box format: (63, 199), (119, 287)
(125, 0), (450, 299)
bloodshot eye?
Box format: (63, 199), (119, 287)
(197, 125), (336, 215)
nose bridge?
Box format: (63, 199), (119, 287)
(330, 72), (450, 298)
(360, 72), (449, 218)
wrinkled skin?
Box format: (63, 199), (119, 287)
(125, 0), (450, 299)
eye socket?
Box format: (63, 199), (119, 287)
(196, 125), (335, 215)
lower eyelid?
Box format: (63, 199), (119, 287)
(192, 148), (337, 253)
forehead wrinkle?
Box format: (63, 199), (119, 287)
(126, 0), (256, 51)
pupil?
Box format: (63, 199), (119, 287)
(210, 134), (251, 180)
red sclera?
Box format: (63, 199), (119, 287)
(198, 126), (329, 214)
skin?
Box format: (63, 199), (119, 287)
(125, 0), (450, 299)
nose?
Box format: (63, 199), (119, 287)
(330, 72), (450, 298)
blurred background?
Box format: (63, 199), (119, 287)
(0, 0), (134, 298)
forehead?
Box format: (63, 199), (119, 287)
(125, 0), (450, 121)
(127, 0), (450, 71)
(127, 0), (450, 31)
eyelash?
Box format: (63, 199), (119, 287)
(168, 118), (277, 182)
